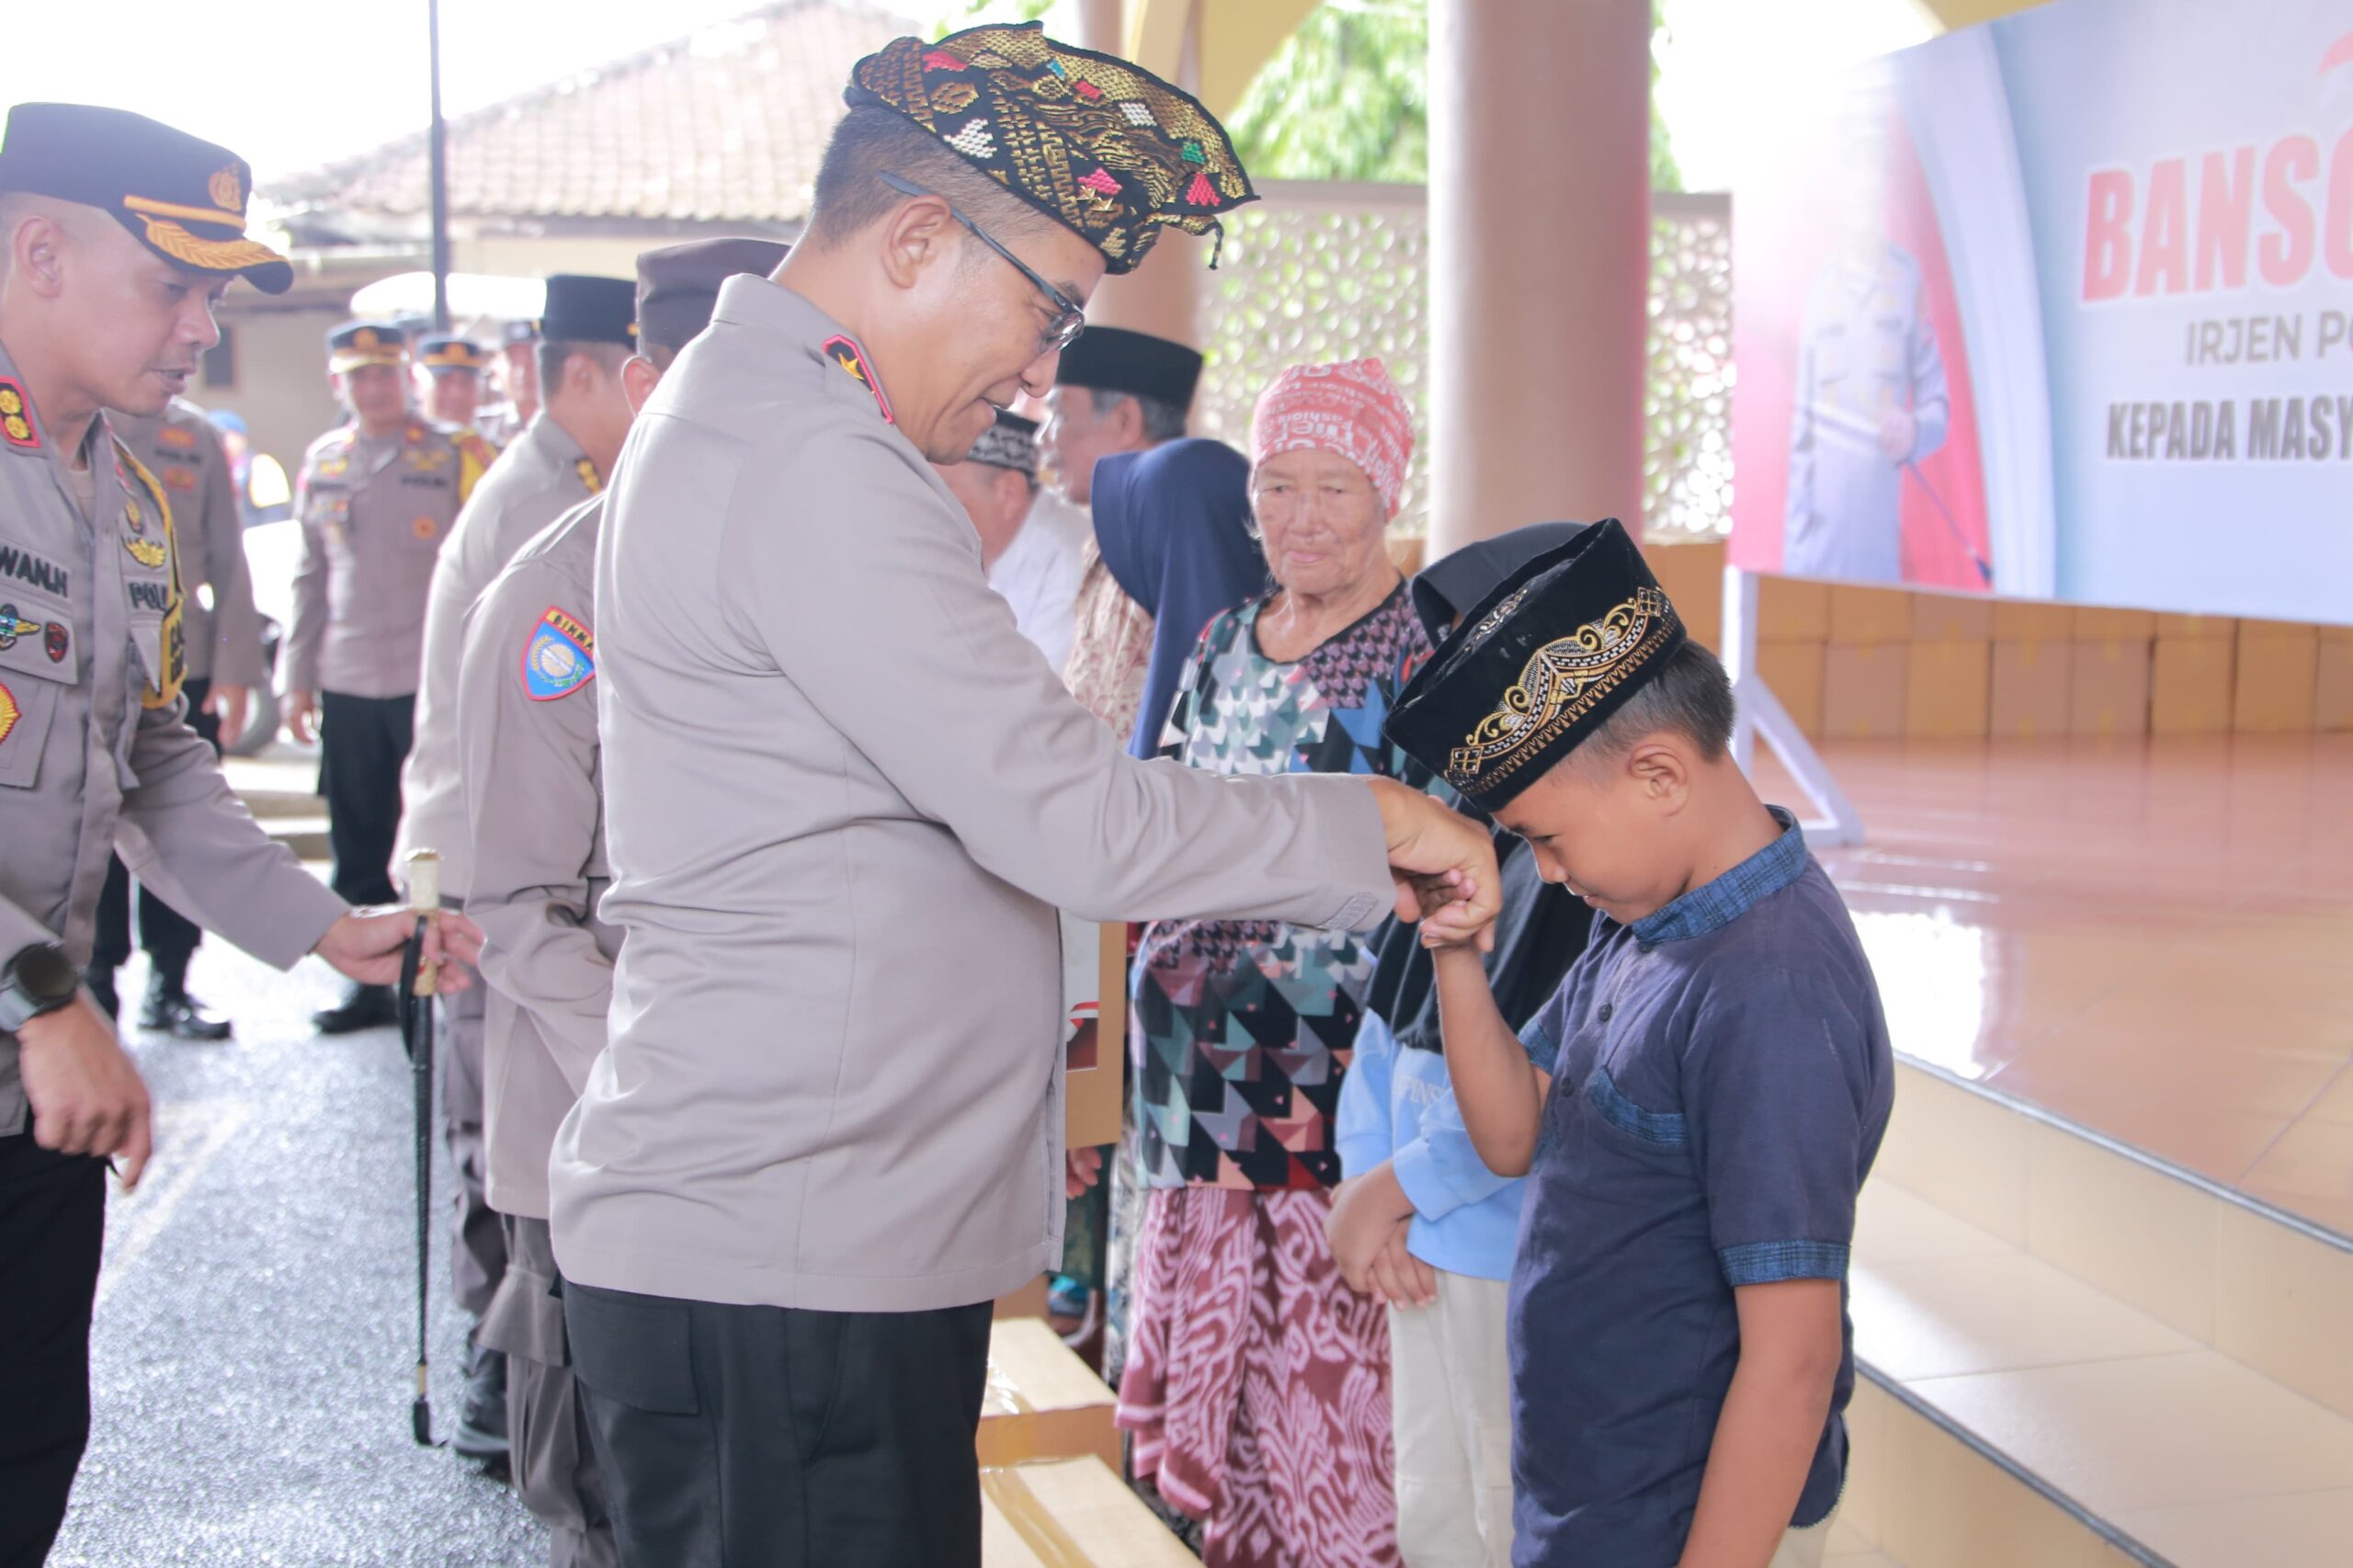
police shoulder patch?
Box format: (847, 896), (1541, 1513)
(0, 377), (39, 450)
(522, 605), (596, 701)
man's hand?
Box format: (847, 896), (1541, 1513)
(283, 687), (318, 745)
(1878, 407), (1918, 464)
(205, 684), (251, 747)
(1325, 1165), (1430, 1305)
(1366, 778), (1500, 950)
(18, 995), (153, 1188)
(314, 907), (484, 991)
(1064, 1145), (1104, 1199)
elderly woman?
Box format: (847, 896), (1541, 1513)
(1117, 359), (1430, 1568)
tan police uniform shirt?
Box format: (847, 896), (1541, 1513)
(454, 495), (612, 1221)
(284, 415), (492, 699)
(0, 344), (347, 1135)
(548, 277), (1394, 1313)
(398, 414), (599, 894)
(111, 399), (266, 689)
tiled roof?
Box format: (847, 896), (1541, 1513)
(267, 0), (914, 225)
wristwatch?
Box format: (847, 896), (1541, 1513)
(0, 941), (81, 1033)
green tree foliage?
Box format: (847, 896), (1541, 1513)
(1225, 0), (1680, 190)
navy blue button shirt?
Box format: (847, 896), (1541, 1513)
(1507, 808), (1893, 1567)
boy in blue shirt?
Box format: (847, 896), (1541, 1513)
(1384, 519), (1893, 1568)
(1330, 524), (1597, 1568)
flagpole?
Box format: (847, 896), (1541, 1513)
(427, 0), (451, 333)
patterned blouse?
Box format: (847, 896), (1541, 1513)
(1060, 542), (1155, 739)
(1132, 583), (1438, 1191)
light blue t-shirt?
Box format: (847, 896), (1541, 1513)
(1336, 1008), (1527, 1282)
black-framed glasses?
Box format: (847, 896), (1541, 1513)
(878, 171), (1086, 354)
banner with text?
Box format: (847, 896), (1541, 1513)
(1731, 0), (2353, 624)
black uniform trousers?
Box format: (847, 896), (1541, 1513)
(93, 677), (216, 988)
(563, 1282), (992, 1568)
(317, 690), (413, 908)
(0, 1135), (107, 1568)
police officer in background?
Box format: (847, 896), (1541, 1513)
(396, 271), (636, 1468)
(91, 395), (267, 1037)
(284, 323), (494, 1034)
(0, 102), (478, 1564)
(455, 237), (784, 1568)
(478, 319), (540, 449)
(417, 335), (493, 440)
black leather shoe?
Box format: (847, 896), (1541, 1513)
(85, 966), (120, 1021)
(312, 983), (397, 1035)
(142, 976), (233, 1040)
(451, 1340), (509, 1468)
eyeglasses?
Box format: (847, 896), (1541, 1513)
(878, 171), (1086, 355)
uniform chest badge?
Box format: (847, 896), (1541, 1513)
(0, 379), (38, 449)
(405, 446), (451, 473)
(522, 605), (595, 701)
(44, 622), (66, 663)
(163, 465), (198, 492)
(0, 678), (17, 745)
(821, 335), (894, 425)
(315, 454), (350, 481)
(412, 515), (438, 540)
(126, 536), (168, 569)
(0, 605), (37, 650)
(159, 425), (199, 453)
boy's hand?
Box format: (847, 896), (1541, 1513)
(1410, 875), (1490, 952)
(1370, 1225), (1439, 1309)
(1325, 1165), (1421, 1301)
(1367, 779), (1501, 951)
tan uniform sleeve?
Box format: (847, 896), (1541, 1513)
(114, 700), (347, 968)
(199, 428), (267, 688)
(457, 564), (611, 1091)
(285, 454), (327, 694)
(720, 427), (1393, 933)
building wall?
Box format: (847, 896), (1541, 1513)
(207, 301), (352, 482)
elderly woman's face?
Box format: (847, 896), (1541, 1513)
(1251, 448), (1389, 601)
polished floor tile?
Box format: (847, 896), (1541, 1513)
(1757, 736), (2353, 1237)
(1907, 1351), (2353, 1517)
(2111, 1485), (2353, 1567)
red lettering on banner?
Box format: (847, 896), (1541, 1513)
(2327, 126), (2353, 278)
(2195, 147), (2255, 291)
(2079, 129), (2353, 300)
(2135, 158), (2190, 296)
(2258, 135), (2318, 287)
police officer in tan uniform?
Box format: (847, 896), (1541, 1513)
(454, 237), (782, 1568)
(284, 322), (493, 1033)
(396, 271), (634, 1467)
(92, 396), (265, 1037)
(478, 319), (540, 449)
(0, 101), (478, 1563)
(417, 335), (493, 439)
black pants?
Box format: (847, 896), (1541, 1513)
(94, 678), (216, 988)
(564, 1282), (993, 1568)
(0, 1135), (107, 1568)
(318, 690), (413, 908)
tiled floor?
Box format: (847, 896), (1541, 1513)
(1755, 734), (2353, 1237)
(1851, 1180), (2353, 1567)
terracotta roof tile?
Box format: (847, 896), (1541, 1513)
(268, 0), (912, 225)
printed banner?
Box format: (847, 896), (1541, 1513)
(1731, 0), (2353, 625)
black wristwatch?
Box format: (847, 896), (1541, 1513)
(0, 941), (81, 1033)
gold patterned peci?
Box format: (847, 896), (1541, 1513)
(846, 22), (1257, 273)
(1447, 588), (1679, 793)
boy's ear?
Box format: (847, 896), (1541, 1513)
(1628, 735), (1690, 804)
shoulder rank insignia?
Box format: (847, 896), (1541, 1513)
(0, 378), (39, 450)
(575, 456), (603, 494)
(822, 334), (894, 425)
(523, 605), (596, 701)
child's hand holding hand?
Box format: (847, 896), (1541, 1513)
(1325, 1165), (1434, 1307)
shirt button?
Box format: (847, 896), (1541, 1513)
(1598, 1003), (1615, 1023)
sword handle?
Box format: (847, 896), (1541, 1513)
(405, 849), (441, 996)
